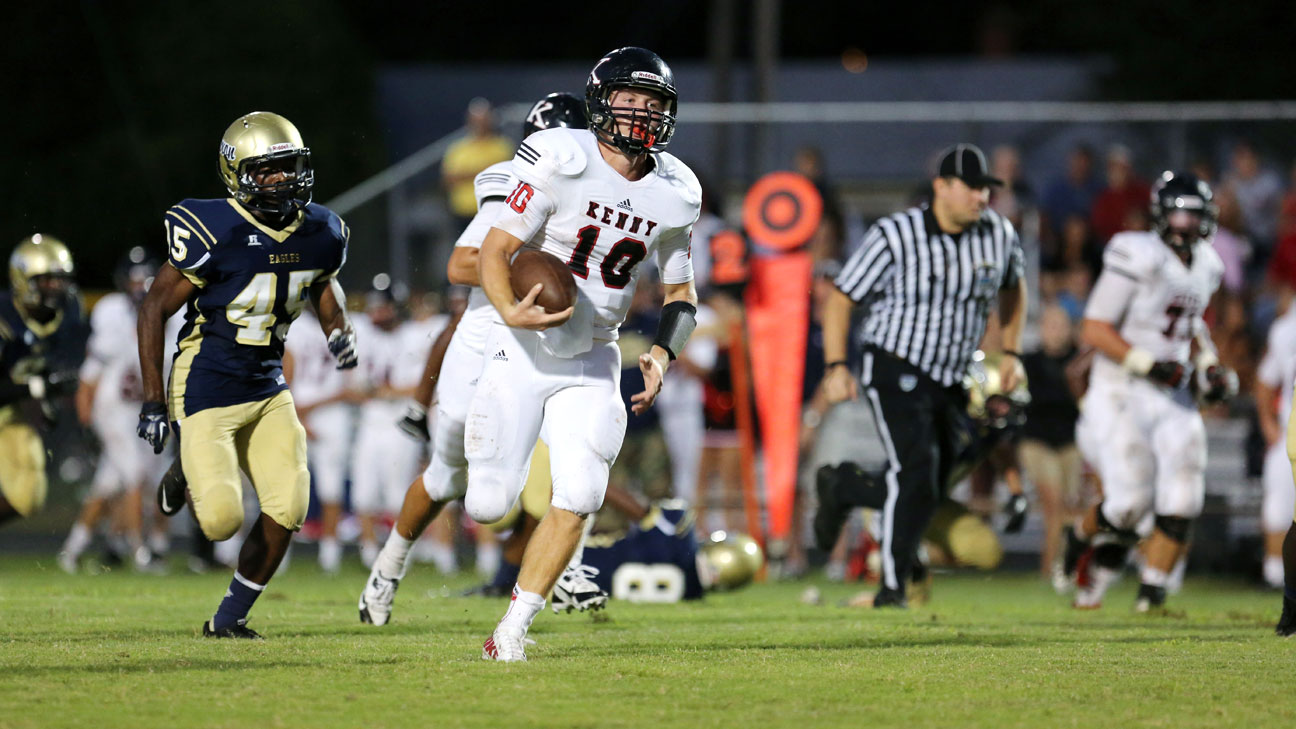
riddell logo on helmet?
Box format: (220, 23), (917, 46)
(630, 71), (664, 84)
(268, 143), (296, 153)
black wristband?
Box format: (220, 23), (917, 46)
(825, 360), (848, 370)
(653, 301), (698, 361)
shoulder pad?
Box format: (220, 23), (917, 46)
(1102, 232), (1159, 281)
(654, 153), (703, 213)
(164, 200), (221, 271)
(512, 128), (588, 187)
(314, 204), (350, 245)
(473, 161), (515, 208)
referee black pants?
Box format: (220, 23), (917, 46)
(853, 348), (967, 599)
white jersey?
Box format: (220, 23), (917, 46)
(351, 314), (439, 428)
(1085, 231), (1224, 388)
(80, 293), (182, 416)
(284, 310), (350, 409)
(1258, 304), (1296, 426)
(493, 127), (700, 356)
(454, 161), (516, 354)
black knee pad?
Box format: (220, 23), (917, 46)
(1154, 514), (1193, 544)
(829, 462), (887, 510)
(1093, 542), (1131, 570)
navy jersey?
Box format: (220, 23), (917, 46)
(0, 293), (88, 421)
(583, 504), (704, 601)
(164, 198), (348, 417)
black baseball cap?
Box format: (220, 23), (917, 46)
(937, 144), (1003, 188)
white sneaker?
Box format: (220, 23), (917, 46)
(552, 564), (608, 614)
(358, 565), (400, 625)
(482, 626), (528, 662)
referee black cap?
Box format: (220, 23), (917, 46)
(937, 144), (1003, 188)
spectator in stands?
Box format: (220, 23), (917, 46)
(1041, 144), (1102, 263)
(1279, 158), (1296, 242)
(1017, 304), (1082, 582)
(1090, 144), (1150, 245)
(794, 145), (846, 262)
(441, 98), (513, 232)
(1211, 186), (1251, 295)
(1222, 141), (1283, 261)
(989, 145), (1036, 233)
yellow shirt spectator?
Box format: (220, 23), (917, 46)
(443, 133), (513, 219)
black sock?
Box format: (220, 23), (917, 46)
(1283, 524), (1296, 603)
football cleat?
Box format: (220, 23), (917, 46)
(156, 456), (187, 517)
(1134, 583), (1167, 614)
(482, 627), (528, 662)
(358, 566), (400, 626)
(551, 564), (608, 614)
(1073, 565), (1120, 610)
(1276, 597), (1296, 637)
(203, 619), (264, 639)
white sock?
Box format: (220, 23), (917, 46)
(63, 523), (92, 557)
(148, 532), (170, 556)
(476, 541), (501, 577)
(567, 514), (596, 570)
(498, 586), (545, 633)
(428, 542), (456, 575)
(374, 532), (413, 580)
(1141, 566), (1169, 588)
(1265, 555), (1285, 587)
(1166, 556), (1187, 594)
(319, 537), (342, 572)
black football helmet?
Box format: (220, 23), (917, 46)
(1150, 171), (1217, 252)
(585, 47), (678, 155)
(522, 93), (588, 139)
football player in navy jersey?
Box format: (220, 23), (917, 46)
(137, 112), (357, 638)
(0, 235), (86, 526)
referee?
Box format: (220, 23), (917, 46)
(815, 143), (1027, 607)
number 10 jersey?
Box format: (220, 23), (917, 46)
(491, 127), (700, 353)
(164, 198), (349, 417)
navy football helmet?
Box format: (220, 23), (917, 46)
(1150, 171), (1217, 252)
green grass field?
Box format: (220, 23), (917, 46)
(1, 556), (1292, 729)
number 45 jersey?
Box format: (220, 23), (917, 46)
(1085, 230), (1224, 388)
(163, 198), (348, 417)
(492, 127), (700, 355)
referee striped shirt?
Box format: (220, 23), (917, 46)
(834, 205), (1024, 387)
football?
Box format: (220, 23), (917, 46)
(510, 248), (578, 313)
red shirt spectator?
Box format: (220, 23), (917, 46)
(1090, 145), (1150, 244)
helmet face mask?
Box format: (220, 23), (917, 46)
(585, 47), (678, 155)
(1150, 171), (1217, 253)
(218, 112), (315, 218)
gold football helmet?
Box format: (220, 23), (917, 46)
(963, 350), (1030, 430)
(218, 111), (314, 216)
(697, 531), (764, 591)
(10, 234), (75, 314)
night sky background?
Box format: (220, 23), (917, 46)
(7, 0), (1295, 288)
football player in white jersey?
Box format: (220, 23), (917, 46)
(347, 281), (433, 566)
(283, 307), (355, 573)
(1064, 172), (1235, 612)
(358, 92), (590, 626)
(59, 250), (178, 572)
(470, 47), (701, 662)
(1255, 294), (1296, 590)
